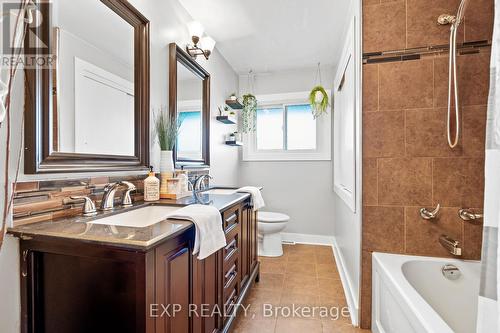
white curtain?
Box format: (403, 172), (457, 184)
(477, 1), (500, 332)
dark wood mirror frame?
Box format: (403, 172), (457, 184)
(169, 43), (210, 167)
(24, 0), (150, 174)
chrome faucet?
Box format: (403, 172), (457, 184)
(458, 208), (483, 221)
(194, 174), (212, 192)
(439, 235), (462, 256)
(100, 181), (136, 211)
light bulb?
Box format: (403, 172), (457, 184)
(200, 36), (216, 52)
(187, 21), (204, 39)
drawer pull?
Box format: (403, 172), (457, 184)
(224, 239), (237, 260)
(225, 213), (237, 224)
(224, 288), (237, 308)
(224, 264), (237, 287)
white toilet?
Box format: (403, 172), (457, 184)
(257, 211), (290, 257)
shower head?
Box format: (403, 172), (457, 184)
(437, 0), (470, 26)
(437, 14), (456, 25)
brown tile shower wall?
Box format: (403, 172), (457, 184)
(360, 0), (493, 328)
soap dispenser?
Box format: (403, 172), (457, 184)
(144, 166), (160, 201)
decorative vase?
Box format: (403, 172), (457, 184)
(160, 150), (174, 176)
(159, 150), (174, 197)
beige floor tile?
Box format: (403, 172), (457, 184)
(318, 278), (346, 298)
(317, 263), (340, 279)
(315, 253), (336, 264)
(260, 257), (287, 274)
(322, 318), (370, 333)
(246, 287), (282, 305)
(275, 317), (323, 333)
(283, 274), (320, 296)
(234, 244), (370, 333)
(232, 318), (277, 333)
(287, 251), (316, 263)
(315, 245), (334, 256)
(285, 261), (317, 277)
(254, 273), (285, 290)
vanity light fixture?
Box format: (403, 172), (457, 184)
(186, 21), (216, 60)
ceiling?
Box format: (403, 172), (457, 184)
(177, 0), (351, 74)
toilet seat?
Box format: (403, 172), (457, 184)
(258, 211), (290, 223)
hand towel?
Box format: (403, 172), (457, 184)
(168, 204), (226, 260)
(237, 186), (265, 211)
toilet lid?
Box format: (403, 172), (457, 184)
(258, 211), (290, 223)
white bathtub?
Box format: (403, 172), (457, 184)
(372, 252), (480, 333)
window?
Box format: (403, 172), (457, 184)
(243, 92), (331, 161)
(177, 110), (202, 160)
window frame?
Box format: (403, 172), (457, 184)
(242, 91), (331, 161)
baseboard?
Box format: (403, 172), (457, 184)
(332, 237), (359, 326)
(280, 232), (334, 246)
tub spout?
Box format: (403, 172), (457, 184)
(439, 235), (462, 256)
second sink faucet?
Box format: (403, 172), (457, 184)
(100, 181), (136, 211)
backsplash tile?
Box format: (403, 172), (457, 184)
(11, 169), (212, 227)
(11, 175), (147, 227)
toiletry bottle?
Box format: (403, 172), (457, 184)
(176, 170), (189, 193)
(144, 166), (160, 201)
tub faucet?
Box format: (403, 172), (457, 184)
(439, 235), (462, 256)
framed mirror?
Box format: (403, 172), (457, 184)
(24, 0), (150, 173)
(169, 43), (210, 167)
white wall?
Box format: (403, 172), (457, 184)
(331, 0), (362, 326)
(0, 0), (239, 331)
(237, 66), (336, 237)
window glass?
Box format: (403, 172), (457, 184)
(286, 104), (316, 150)
(256, 107), (284, 150)
(177, 111), (202, 160)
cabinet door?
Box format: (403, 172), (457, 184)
(249, 208), (258, 270)
(192, 250), (222, 333)
(155, 240), (191, 333)
(240, 203), (250, 286)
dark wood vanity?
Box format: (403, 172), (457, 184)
(16, 197), (259, 333)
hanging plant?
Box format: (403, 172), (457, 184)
(241, 94), (257, 133)
(309, 85), (329, 119)
(309, 63), (329, 119)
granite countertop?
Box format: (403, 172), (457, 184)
(8, 189), (251, 251)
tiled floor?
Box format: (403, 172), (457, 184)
(232, 244), (371, 333)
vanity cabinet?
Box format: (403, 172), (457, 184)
(18, 199), (259, 333)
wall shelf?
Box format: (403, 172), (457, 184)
(225, 140), (243, 146)
(225, 99), (244, 110)
(216, 115), (237, 124)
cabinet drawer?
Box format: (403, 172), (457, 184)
(223, 236), (238, 263)
(223, 286), (238, 319)
(223, 263), (238, 290)
(223, 205), (240, 233)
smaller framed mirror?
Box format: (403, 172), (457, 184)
(169, 43), (210, 167)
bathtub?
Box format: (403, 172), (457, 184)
(372, 252), (480, 333)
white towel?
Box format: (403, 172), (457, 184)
(237, 186), (265, 211)
(168, 204), (226, 260)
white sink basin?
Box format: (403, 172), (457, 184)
(90, 206), (181, 228)
(202, 189), (237, 195)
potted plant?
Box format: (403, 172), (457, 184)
(229, 93), (237, 101)
(309, 85), (329, 119)
(241, 94), (257, 133)
(153, 108), (180, 177)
